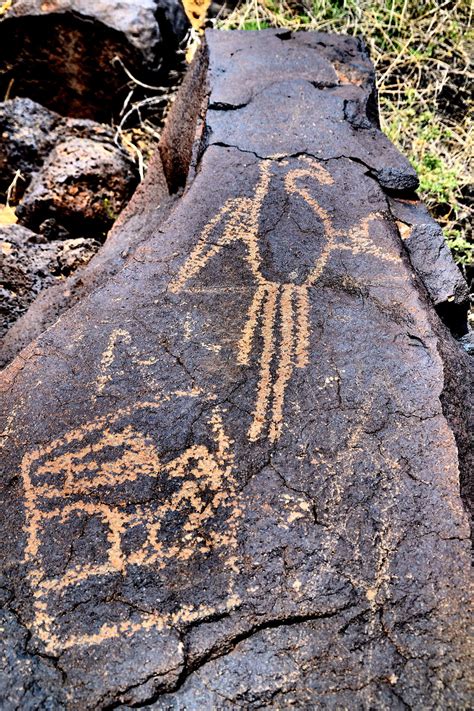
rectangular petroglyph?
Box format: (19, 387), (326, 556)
(21, 394), (242, 653)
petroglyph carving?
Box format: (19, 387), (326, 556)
(171, 156), (399, 442)
(20, 392), (241, 653)
(94, 328), (158, 398)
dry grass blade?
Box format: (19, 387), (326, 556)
(110, 54), (188, 180)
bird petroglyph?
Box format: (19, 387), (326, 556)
(171, 156), (398, 442)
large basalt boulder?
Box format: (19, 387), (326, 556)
(0, 30), (471, 709)
(0, 0), (189, 121)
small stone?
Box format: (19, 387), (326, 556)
(16, 137), (137, 240)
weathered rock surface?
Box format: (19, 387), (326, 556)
(0, 0), (189, 121)
(0, 98), (59, 200)
(0, 223), (99, 337)
(0, 97), (135, 204)
(0, 98), (138, 230)
(16, 136), (137, 240)
(0, 30), (471, 710)
(389, 196), (469, 335)
(0, 51), (208, 366)
(204, 31), (419, 191)
(0, 97), (139, 341)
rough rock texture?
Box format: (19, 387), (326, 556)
(204, 31), (419, 191)
(16, 137), (137, 240)
(0, 97), (136, 204)
(0, 0), (189, 121)
(0, 224), (99, 336)
(0, 98), (59, 200)
(389, 197), (469, 336)
(0, 30), (472, 709)
(0, 97), (139, 341)
(0, 48), (208, 366)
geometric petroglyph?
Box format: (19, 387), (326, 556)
(20, 392), (241, 653)
(94, 328), (159, 399)
(171, 156), (399, 443)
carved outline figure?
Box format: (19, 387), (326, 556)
(21, 392), (241, 653)
(171, 156), (398, 442)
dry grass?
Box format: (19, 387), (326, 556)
(216, 1), (473, 280)
(113, 54), (187, 180)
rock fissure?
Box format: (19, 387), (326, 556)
(124, 604), (356, 709)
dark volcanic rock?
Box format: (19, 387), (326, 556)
(0, 97), (138, 208)
(389, 196), (470, 336)
(16, 137), (137, 240)
(205, 31), (419, 192)
(0, 30), (471, 709)
(0, 49), (208, 366)
(0, 97), (139, 342)
(0, 98), (60, 201)
(0, 223), (99, 336)
(0, 0), (189, 121)
(0, 224), (59, 337)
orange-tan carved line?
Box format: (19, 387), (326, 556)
(35, 564), (117, 594)
(32, 437), (162, 498)
(237, 284), (268, 366)
(177, 286), (251, 294)
(269, 284), (296, 443)
(96, 328), (131, 395)
(35, 502), (127, 572)
(284, 167), (337, 286)
(21, 400), (164, 475)
(242, 162), (273, 282)
(248, 284), (279, 441)
(28, 600), (61, 653)
(33, 424), (157, 478)
(51, 594), (242, 654)
(209, 406), (235, 467)
(294, 284), (311, 368)
(342, 212), (400, 264)
(298, 155), (336, 184)
(170, 199), (241, 293)
(171, 161), (273, 293)
(21, 449), (50, 567)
